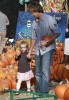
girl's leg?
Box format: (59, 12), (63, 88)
(26, 80), (31, 92)
(16, 79), (22, 91)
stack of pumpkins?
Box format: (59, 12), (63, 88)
(50, 41), (69, 82)
(0, 46), (18, 94)
(0, 39), (36, 94)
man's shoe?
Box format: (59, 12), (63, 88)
(14, 92), (20, 95)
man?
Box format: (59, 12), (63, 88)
(0, 11), (10, 54)
(27, 2), (60, 93)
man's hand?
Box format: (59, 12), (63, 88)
(40, 40), (49, 47)
(27, 52), (31, 59)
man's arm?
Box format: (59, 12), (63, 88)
(27, 39), (36, 59)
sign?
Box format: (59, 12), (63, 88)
(15, 11), (34, 41)
(15, 11), (67, 42)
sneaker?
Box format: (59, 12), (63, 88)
(14, 92), (20, 95)
(27, 89), (31, 92)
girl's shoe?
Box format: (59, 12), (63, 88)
(27, 88), (31, 92)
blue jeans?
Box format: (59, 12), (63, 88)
(35, 49), (54, 93)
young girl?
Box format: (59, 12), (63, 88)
(15, 40), (34, 94)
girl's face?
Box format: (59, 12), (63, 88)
(21, 44), (27, 52)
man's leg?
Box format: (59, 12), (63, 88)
(41, 50), (54, 93)
(35, 53), (42, 92)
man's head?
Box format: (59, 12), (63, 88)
(27, 2), (43, 18)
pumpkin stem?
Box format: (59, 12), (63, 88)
(59, 81), (63, 85)
(66, 78), (69, 83)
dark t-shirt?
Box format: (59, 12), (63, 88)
(17, 52), (31, 73)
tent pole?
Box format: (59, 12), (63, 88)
(25, 3), (27, 11)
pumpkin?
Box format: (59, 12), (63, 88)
(9, 58), (16, 65)
(55, 82), (68, 99)
(56, 46), (62, 51)
(6, 47), (15, 59)
(30, 59), (36, 68)
(57, 64), (64, 81)
(0, 71), (6, 79)
(51, 61), (58, 67)
(1, 81), (10, 90)
(11, 79), (16, 89)
(15, 47), (21, 56)
(64, 87), (69, 100)
(56, 41), (64, 48)
(8, 68), (17, 75)
(16, 39), (22, 46)
(53, 64), (59, 81)
(42, 35), (51, 41)
(2, 79), (12, 89)
(1, 53), (9, 66)
(0, 84), (3, 95)
(14, 65), (18, 70)
(0, 60), (6, 68)
(50, 66), (54, 81)
(52, 54), (60, 63)
(63, 64), (69, 80)
(59, 42), (64, 48)
(5, 73), (13, 80)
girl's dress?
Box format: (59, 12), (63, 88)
(17, 51), (34, 81)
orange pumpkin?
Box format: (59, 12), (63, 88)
(15, 46), (21, 56)
(0, 60), (6, 68)
(53, 64), (59, 81)
(42, 35), (51, 41)
(9, 58), (16, 65)
(5, 73), (13, 80)
(0, 71), (6, 79)
(64, 87), (69, 100)
(50, 67), (54, 81)
(1, 81), (10, 90)
(63, 65), (69, 80)
(55, 83), (68, 99)
(11, 79), (16, 89)
(0, 84), (3, 95)
(30, 59), (36, 67)
(57, 64), (64, 81)
(16, 39), (22, 46)
(8, 68), (17, 75)
(1, 53), (9, 66)
(6, 47), (15, 59)
(51, 61), (58, 67)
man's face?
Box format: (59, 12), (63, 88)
(31, 12), (39, 19)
